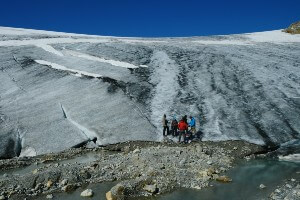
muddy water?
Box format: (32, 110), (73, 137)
(158, 159), (300, 200)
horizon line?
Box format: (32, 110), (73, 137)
(0, 25), (286, 39)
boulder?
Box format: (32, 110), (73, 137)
(275, 189), (281, 193)
(110, 183), (125, 197)
(207, 161), (213, 165)
(259, 184), (266, 189)
(62, 184), (77, 192)
(46, 194), (53, 199)
(106, 191), (117, 200)
(216, 176), (232, 183)
(46, 180), (53, 188)
(286, 184), (292, 189)
(34, 183), (42, 191)
(133, 148), (140, 154)
(80, 189), (93, 197)
(199, 170), (209, 178)
(60, 179), (68, 186)
(143, 184), (157, 194)
(207, 168), (215, 176)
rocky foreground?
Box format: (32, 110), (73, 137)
(0, 140), (267, 200)
(269, 177), (300, 200)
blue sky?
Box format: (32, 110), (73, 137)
(0, 0), (299, 37)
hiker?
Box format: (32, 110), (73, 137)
(189, 116), (196, 135)
(170, 115), (178, 136)
(178, 117), (188, 143)
(162, 114), (169, 136)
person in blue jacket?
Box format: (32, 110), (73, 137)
(189, 116), (196, 135)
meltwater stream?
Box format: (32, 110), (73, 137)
(159, 159), (300, 200)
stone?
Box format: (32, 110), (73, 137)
(32, 169), (38, 174)
(34, 183), (42, 191)
(212, 174), (219, 180)
(80, 189), (93, 197)
(123, 146), (130, 154)
(80, 170), (91, 179)
(219, 167), (226, 172)
(133, 148), (140, 154)
(233, 147), (238, 150)
(291, 178), (296, 182)
(60, 179), (68, 186)
(0, 195), (5, 200)
(198, 170), (211, 181)
(62, 184), (77, 192)
(275, 189), (281, 193)
(259, 184), (266, 189)
(86, 163), (98, 170)
(207, 168), (215, 176)
(216, 176), (232, 183)
(110, 183), (124, 196)
(192, 185), (202, 190)
(143, 184), (157, 194)
(207, 161), (213, 165)
(179, 159), (186, 166)
(106, 191), (116, 200)
(199, 170), (208, 177)
(46, 194), (53, 199)
(197, 146), (203, 152)
(46, 180), (53, 188)
(286, 184), (292, 189)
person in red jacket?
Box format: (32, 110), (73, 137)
(178, 118), (188, 143)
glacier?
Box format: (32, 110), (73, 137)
(0, 26), (300, 158)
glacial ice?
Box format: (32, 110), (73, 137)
(0, 26), (300, 157)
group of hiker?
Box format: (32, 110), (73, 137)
(162, 114), (197, 143)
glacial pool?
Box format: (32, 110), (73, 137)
(158, 159), (300, 200)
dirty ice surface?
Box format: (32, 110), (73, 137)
(0, 26), (300, 158)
